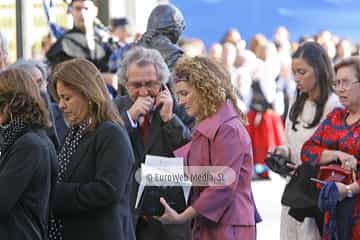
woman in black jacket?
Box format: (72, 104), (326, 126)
(0, 68), (57, 239)
(48, 58), (135, 240)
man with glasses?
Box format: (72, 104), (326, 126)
(46, 0), (111, 73)
(115, 46), (192, 240)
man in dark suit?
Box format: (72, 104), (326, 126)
(114, 46), (192, 240)
(46, 0), (111, 72)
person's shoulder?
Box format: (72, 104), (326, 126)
(93, 121), (129, 147)
(14, 130), (54, 154)
(61, 29), (87, 46)
(150, 36), (183, 53)
(329, 106), (345, 115)
(97, 120), (121, 130)
(219, 117), (247, 137)
(17, 130), (44, 144)
(324, 106), (346, 123)
(64, 28), (81, 35)
(325, 92), (342, 109)
(152, 35), (173, 45)
(96, 121), (126, 137)
(213, 118), (251, 147)
(54, 28), (77, 42)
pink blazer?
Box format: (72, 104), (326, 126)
(174, 102), (256, 226)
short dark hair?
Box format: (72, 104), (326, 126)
(111, 18), (129, 28)
(70, 0), (95, 6)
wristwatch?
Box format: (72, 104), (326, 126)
(346, 185), (353, 198)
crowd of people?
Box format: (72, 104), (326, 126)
(0, 0), (359, 239)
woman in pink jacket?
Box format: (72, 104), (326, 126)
(157, 56), (258, 240)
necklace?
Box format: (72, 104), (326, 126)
(345, 111), (360, 127)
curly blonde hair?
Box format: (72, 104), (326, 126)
(174, 56), (245, 122)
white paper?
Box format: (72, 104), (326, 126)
(145, 155), (184, 173)
(135, 155), (192, 209)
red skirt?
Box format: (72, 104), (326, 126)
(246, 110), (284, 165)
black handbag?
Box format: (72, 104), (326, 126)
(264, 152), (293, 177)
(281, 163), (324, 231)
(281, 162), (319, 209)
(137, 185), (187, 216)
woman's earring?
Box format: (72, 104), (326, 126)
(5, 105), (13, 122)
(87, 101), (93, 126)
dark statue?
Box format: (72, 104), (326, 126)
(116, 4), (186, 96)
(138, 4), (186, 70)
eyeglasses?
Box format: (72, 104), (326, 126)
(126, 81), (161, 90)
(334, 79), (360, 90)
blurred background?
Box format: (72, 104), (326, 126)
(2, 0), (360, 63)
(2, 1), (360, 239)
(173, 0), (360, 46)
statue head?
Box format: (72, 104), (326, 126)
(146, 4), (185, 44)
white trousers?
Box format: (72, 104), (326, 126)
(280, 206), (321, 240)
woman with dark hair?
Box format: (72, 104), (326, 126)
(270, 41), (341, 240)
(289, 42), (337, 131)
(48, 58), (135, 240)
(0, 68), (57, 239)
(301, 56), (360, 240)
(156, 56), (258, 239)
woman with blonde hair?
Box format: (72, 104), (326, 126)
(0, 68), (57, 239)
(48, 58), (135, 240)
(157, 56), (258, 239)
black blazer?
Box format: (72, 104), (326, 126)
(0, 129), (57, 240)
(114, 96), (192, 226)
(114, 96), (192, 239)
(46, 28), (110, 72)
(52, 121), (135, 240)
(114, 96), (192, 169)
